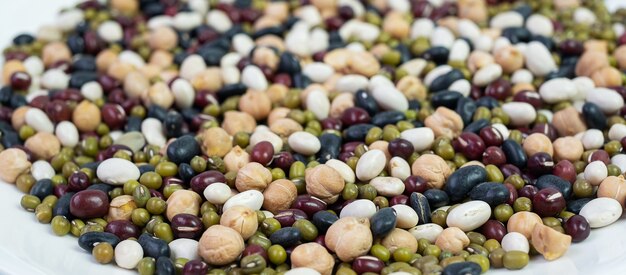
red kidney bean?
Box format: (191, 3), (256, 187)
(518, 185), (538, 199)
(513, 90), (542, 109)
(553, 160), (576, 183)
(352, 256), (384, 274)
(101, 103), (127, 129)
(45, 100), (72, 123)
(559, 39), (584, 55)
(453, 132), (486, 160)
(194, 91), (216, 108)
(312, 51), (326, 62)
(587, 150), (610, 165)
(340, 107), (371, 126)
(390, 195), (409, 206)
(275, 209), (308, 227)
(479, 126), (504, 147)
(190, 171), (226, 194)
(482, 146), (507, 166)
(325, 16), (344, 31)
(97, 75), (119, 92)
(291, 195), (327, 217)
(321, 117), (342, 131)
(484, 78), (511, 100)
(341, 141), (363, 153)
(10, 71), (31, 90)
(242, 244), (269, 262)
(500, 164), (521, 179)
(68, 171), (91, 192)
(0, 106), (12, 122)
(531, 123), (558, 141)
(182, 260), (209, 275)
(53, 88), (84, 102)
(527, 152), (554, 176)
(171, 213), (204, 239)
(251, 141), (274, 166)
(388, 138), (415, 159)
(107, 88), (126, 104)
(69, 190), (110, 219)
(273, 152), (295, 171)
(29, 95), (49, 110)
(404, 175), (429, 195)
(150, 189), (165, 199)
(96, 144), (133, 161)
(564, 215), (591, 243)
(504, 183), (518, 205)
(313, 235), (327, 250)
(105, 220), (140, 240)
(481, 220), (507, 242)
(532, 188), (566, 217)
(54, 184), (71, 198)
(272, 73), (292, 87)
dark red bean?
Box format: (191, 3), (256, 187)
(0, 106), (12, 122)
(338, 5), (354, 20)
(513, 91), (542, 109)
(272, 73), (292, 87)
(194, 91), (216, 108)
(484, 78), (511, 100)
(273, 152), (294, 171)
(98, 75), (118, 92)
(101, 103), (127, 129)
(171, 213), (204, 239)
(479, 126), (504, 147)
(312, 51), (326, 62)
(190, 171), (226, 195)
(404, 175), (429, 195)
(69, 190), (110, 219)
(107, 88), (126, 104)
(49, 60), (71, 72)
(313, 234), (327, 249)
(340, 107), (371, 126)
(274, 209), (308, 227)
(526, 152), (554, 176)
(482, 146), (507, 166)
(291, 195), (327, 217)
(68, 171), (91, 191)
(105, 220), (140, 240)
(480, 220), (506, 242)
(321, 117), (342, 131)
(504, 183), (518, 205)
(388, 138), (415, 159)
(10, 71), (31, 90)
(54, 184), (71, 198)
(251, 141), (274, 166)
(390, 195), (408, 206)
(341, 142), (363, 153)
(518, 185), (538, 199)
(500, 164), (521, 179)
(242, 244), (269, 262)
(96, 144), (133, 161)
(559, 40), (584, 56)
(532, 188), (566, 217)
(564, 215), (591, 243)
(150, 189), (165, 199)
(587, 150), (610, 165)
(4, 51), (28, 61)
(53, 88), (84, 102)
(182, 260), (209, 275)
(352, 256), (384, 274)
(553, 160), (576, 183)
(531, 123), (558, 141)
(452, 132), (486, 160)
(45, 100), (72, 123)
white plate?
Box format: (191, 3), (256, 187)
(2, 0), (626, 274)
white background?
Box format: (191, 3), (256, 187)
(1, 0), (626, 274)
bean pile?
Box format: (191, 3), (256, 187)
(1, 0), (626, 274)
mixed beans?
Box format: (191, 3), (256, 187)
(1, 0), (626, 274)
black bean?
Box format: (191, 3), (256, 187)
(463, 119), (489, 134)
(277, 52), (301, 75)
(535, 174), (572, 198)
(312, 211), (338, 234)
(513, 4), (532, 19)
(1, 130), (21, 148)
(30, 179), (54, 200)
(431, 90), (462, 109)
(533, 35), (555, 51)
(502, 139), (527, 168)
(138, 233), (171, 259)
(13, 33), (35, 45)
(69, 71), (99, 89)
(469, 182), (510, 207)
(147, 105), (168, 121)
(421, 46), (449, 65)
(409, 192), (431, 225)
(317, 133), (341, 164)
(198, 47), (225, 66)
(80, 161), (101, 170)
(252, 26), (285, 39)
(371, 111), (405, 127)
(582, 102), (607, 130)
(10, 93), (27, 108)
(442, 261), (482, 275)
(567, 198), (592, 214)
(408, 100), (421, 111)
(370, 207), (397, 237)
(178, 163), (196, 183)
(292, 73), (311, 89)
(52, 192), (75, 219)
(125, 116), (143, 132)
(355, 90), (379, 116)
(166, 135), (201, 165)
(430, 69), (464, 93)
(502, 27), (531, 44)
(0, 87), (12, 105)
(78, 232), (121, 252)
(216, 83), (247, 102)
(164, 112), (184, 138)
(269, 227), (301, 247)
(343, 124), (376, 142)
(456, 97), (477, 125)
(444, 166), (488, 202)
(424, 189), (450, 209)
(156, 257), (176, 275)
(72, 56), (97, 72)
(138, 165), (156, 174)
(475, 96), (500, 109)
